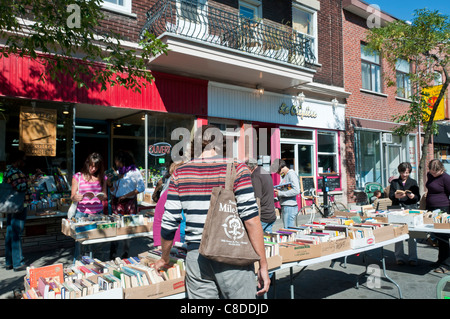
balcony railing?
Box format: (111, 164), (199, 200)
(140, 0), (316, 67)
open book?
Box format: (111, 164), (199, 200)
(82, 192), (106, 200)
(274, 183), (292, 191)
(395, 190), (412, 195)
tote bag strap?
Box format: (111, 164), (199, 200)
(224, 162), (236, 191)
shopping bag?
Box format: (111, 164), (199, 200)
(67, 190), (78, 219)
(0, 182), (25, 214)
(199, 162), (260, 266)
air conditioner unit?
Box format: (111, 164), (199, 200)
(382, 133), (393, 144)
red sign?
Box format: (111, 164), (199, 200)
(149, 142), (171, 157)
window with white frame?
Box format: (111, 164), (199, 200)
(239, 0), (261, 22)
(317, 131), (338, 174)
(292, 4), (317, 58)
(102, 0), (132, 14)
(209, 120), (241, 159)
(361, 43), (382, 93)
(396, 59), (411, 99)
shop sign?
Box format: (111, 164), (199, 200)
(278, 102), (318, 119)
(19, 106), (57, 157)
(423, 85), (446, 121)
(149, 142), (171, 157)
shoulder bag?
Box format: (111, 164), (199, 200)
(199, 162), (260, 266)
(0, 182), (26, 214)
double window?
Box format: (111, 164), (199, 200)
(361, 43), (382, 93)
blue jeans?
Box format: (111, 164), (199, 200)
(5, 208), (27, 269)
(261, 221), (275, 233)
(282, 206), (298, 229)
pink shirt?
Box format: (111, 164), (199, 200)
(74, 172), (105, 214)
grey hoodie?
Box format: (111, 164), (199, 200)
(277, 169), (300, 207)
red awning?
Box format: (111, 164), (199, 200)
(0, 53), (207, 116)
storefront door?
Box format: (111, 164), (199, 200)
(385, 144), (402, 180)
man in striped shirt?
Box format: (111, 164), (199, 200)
(154, 125), (270, 298)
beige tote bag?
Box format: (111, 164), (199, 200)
(199, 162), (260, 266)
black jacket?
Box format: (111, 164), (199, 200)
(388, 177), (420, 208)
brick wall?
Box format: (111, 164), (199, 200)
(342, 9), (413, 201)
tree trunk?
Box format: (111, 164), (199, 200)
(417, 78), (450, 194)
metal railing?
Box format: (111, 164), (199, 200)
(140, 0), (316, 67)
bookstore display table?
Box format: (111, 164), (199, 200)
(269, 234), (409, 299)
(409, 224), (450, 234)
(80, 232), (153, 245)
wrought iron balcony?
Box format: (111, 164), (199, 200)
(140, 0), (316, 68)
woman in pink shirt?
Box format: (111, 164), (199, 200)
(71, 153), (106, 217)
(71, 153), (106, 262)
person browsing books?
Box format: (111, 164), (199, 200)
(107, 150), (145, 215)
(71, 152), (107, 217)
(388, 162), (420, 266)
(71, 153), (107, 261)
(274, 160), (300, 228)
(108, 150), (145, 259)
(154, 125), (270, 299)
(425, 159), (450, 273)
(246, 158), (277, 233)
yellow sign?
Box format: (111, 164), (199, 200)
(423, 85), (446, 121)
(19, 106), (57, 157)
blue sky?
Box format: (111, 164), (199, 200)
(367, 0), (450, 22)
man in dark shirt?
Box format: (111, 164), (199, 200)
(246, 158), (277, 233)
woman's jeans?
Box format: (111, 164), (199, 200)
(5, 208), (27, 269)
(282, 205), (298, 229)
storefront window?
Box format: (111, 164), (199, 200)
(146, 113), (194, 187)
(317, 131), (338, 174)
(281, 129), (313, 140)
(0, 98), (73, 214)
(355, 130), (382, 187)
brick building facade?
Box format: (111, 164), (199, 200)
(341, 0), (428, 203)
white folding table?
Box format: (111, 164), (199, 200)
(269, 234), (409, 299)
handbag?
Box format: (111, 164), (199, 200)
(67, 189), (79, 219)
(199, 162), (260, 266)
(0, 182), (26, 214)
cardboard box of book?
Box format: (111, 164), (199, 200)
(348, 226), (375, 249)
(371, 224), (396, 242)
(387, 211), (424, 228)
(254, 255), (282, 273)
(61, 219), (117, 241)
(123, 258), (185, 299)
(279, 242), (321, 263)
(320, 237), (351, 256)
(116, 217), (153, 236)
(334, 211), (360, 219)
(393, 224), (408, 237)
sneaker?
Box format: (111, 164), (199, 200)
(5, 265), (13, 270)
(434, 266), (449, 274)
(13, 264), (27, 272)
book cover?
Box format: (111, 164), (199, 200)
(29, 263), (64, 289)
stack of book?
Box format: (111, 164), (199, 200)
(22, 251), (185, 299)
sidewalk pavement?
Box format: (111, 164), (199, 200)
(0, 214), (448, 299)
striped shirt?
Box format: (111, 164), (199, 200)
(161, 157), (259, 251)
(74, 172), (104, 214)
